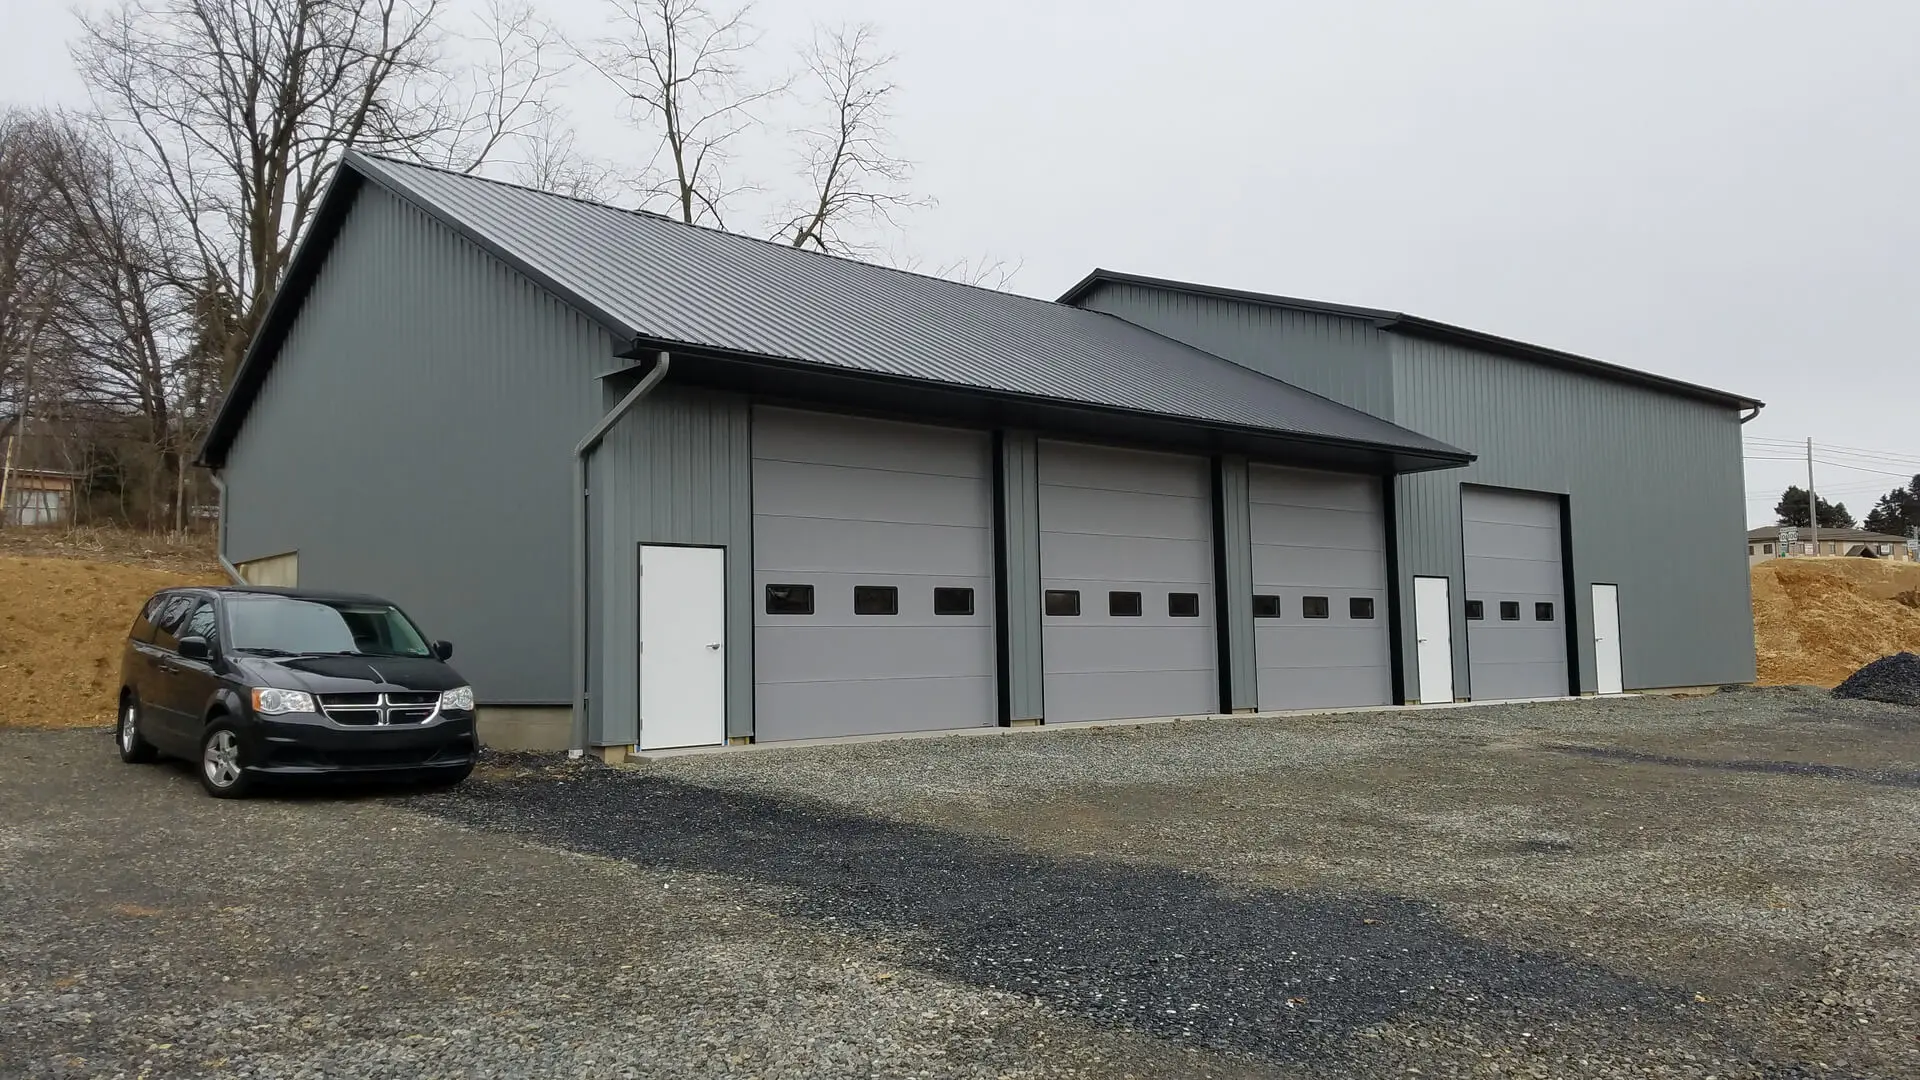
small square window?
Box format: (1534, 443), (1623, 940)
(1763, 544), (1773, 554)
(1465, 600), (1485, 621)
(854, 585), (899, 615)
(1108, 591), (1143, 617)
(933, 587), (974, 616)
(1045, 590), (1081, 617)
(1500, 601), (1520, 621)
(1252, 594), (1281, 619)
(1303, 596), (1330, 619)
(1349, 597), (1375, 619)
(765, 584), (814, 615)
(1168, 592), (1200, 618)
(1534, 602), (1554, 621)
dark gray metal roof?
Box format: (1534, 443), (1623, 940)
(202, 154), (1471, 468)
(1059, 269), (1765, 411)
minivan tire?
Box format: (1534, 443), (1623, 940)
(117, 697), (158, 764)
(198, 721), (255, 798)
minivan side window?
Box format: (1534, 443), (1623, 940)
(150, 595), (196, 652)
(183, 601), (220, 650)
(130, 594), (168, 643)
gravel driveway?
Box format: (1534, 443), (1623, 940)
(3, 686), (1915, 1078)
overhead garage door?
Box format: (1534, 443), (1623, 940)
(1039, 441), (1217, 723)
(1249, 465), (1392, 710)
(752, 407), (995, 740)
(1462, 486), (1569, 701)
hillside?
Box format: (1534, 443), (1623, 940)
(0, 554), (223, 729)
(1752, 556), (1920, 687)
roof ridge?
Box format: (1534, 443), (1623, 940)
(349, 151), (1049, 308)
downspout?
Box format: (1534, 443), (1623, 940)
(1739, 405), (1762, 424)
(207, 472), (245, 585)
(570, 351), (672, 758)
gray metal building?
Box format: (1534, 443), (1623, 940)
(198, 154), (1762, 753)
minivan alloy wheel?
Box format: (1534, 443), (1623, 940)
(119, 704), (138, 754)
(203, 729), (242, 788)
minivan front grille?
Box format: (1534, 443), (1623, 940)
(318, 692), (440, 727)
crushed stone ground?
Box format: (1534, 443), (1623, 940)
(1833, 650), (1920, 707)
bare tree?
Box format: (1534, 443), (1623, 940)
(73, 0), (573, 386)
(774, 24), (928, 256)
(580, 0), (787, 227)
(0, 111), (68, 437)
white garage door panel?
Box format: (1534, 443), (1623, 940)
(1046, 672), (1217, 722)
(1042, 624), (1217, 672)
(1040, 485), (1211, 541)
(1462, 486), (1569, 701)
(751, 459), (990, 526)
(1039, 441), (1218, 724)
(757, 677), (996, 739)
(1250, 546), (1386, 590)
(756, 517), (991, 576)
(753, 407), (995, 741)
(1249, 465), (1392, 711)
(754, 625), (995, 682)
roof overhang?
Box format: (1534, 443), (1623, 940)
(1060, 269), (1765, 413)
(605, 338), (1474, 476)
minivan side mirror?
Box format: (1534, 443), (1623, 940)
(178, 636), (212, 660)
(431, 640), (453, 660)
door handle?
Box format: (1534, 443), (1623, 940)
(705, 642), (722, 650)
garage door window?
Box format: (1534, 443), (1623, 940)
(1465, 600), (1484, 621)
(933, 587), (974, 616)
(1045, 590), (1081, 617)
(765, 584), (814, 615)
(1303, 596), (1330, 619)
(1534, 602), (1554, 621)
(1500, 601), (1520, 621)
(1252, 595), (1281, 618)
(1349, 597), (1374, 619)
(1108, 591), (1143, 617)
(1168, 592), (1199, 618)
(854, 586), (899, 616)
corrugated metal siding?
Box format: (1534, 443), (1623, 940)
(1073, 283), (1394, 417)
(341, 156), (1456, 457)
(1389, 335), (1754, 694)
(592, 387), (753, 744)
(997, 430), (1045, 722)
(222, 186), (608, 704)
(1214, 456), (1256, 710)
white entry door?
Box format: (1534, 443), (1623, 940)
(1413, 576), (1455, 705)
(1592, 583), (1623, 695)
(639, 545), (727, 750)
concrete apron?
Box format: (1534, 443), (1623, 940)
(612, 686), (1732, 763)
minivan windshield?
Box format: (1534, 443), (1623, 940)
(225, 596), (433, 658)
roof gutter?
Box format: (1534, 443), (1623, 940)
(570, 349), (671, 758)
(1739, 404), (1763, 424)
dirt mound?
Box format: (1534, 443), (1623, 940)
(1753, 558), (1920, 687)
(0, 556), (223, 729)
(1833, 651), (1920, 706)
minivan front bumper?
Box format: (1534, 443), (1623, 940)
(246, 712), (478, 775)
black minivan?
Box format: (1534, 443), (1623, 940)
(117, 586), (478, 797)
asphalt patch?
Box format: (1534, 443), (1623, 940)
(414, 771), (1683, 1063)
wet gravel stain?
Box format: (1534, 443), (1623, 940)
(417, 771), (1685, 1064)
(1551, 744), (1920, 788)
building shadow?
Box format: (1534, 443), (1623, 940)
(413, 770), (1689, 1063)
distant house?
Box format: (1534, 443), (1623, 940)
(1747, 526), (1914, 564)
(0, 420), (80, 527)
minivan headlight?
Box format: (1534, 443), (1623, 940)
(439, 686), (474, 712)
(251, 687), (316, 715)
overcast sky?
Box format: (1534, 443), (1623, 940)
(6, 0), (1917, 528)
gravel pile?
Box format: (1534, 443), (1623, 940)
(1832, 650), (1920, 706)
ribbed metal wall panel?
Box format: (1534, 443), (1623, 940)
(592, 387), (754, 744)
(1074, 283), (1394, 416)
(222, 186), (608, 705)
(1389, 335), (1754, 695)
(997, 430), (1045, 722)
(1213, 455), (1257, 710)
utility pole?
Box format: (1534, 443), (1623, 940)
(1807, 437), (1819, 555)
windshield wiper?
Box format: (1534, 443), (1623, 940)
(230, 646), (301, 657)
